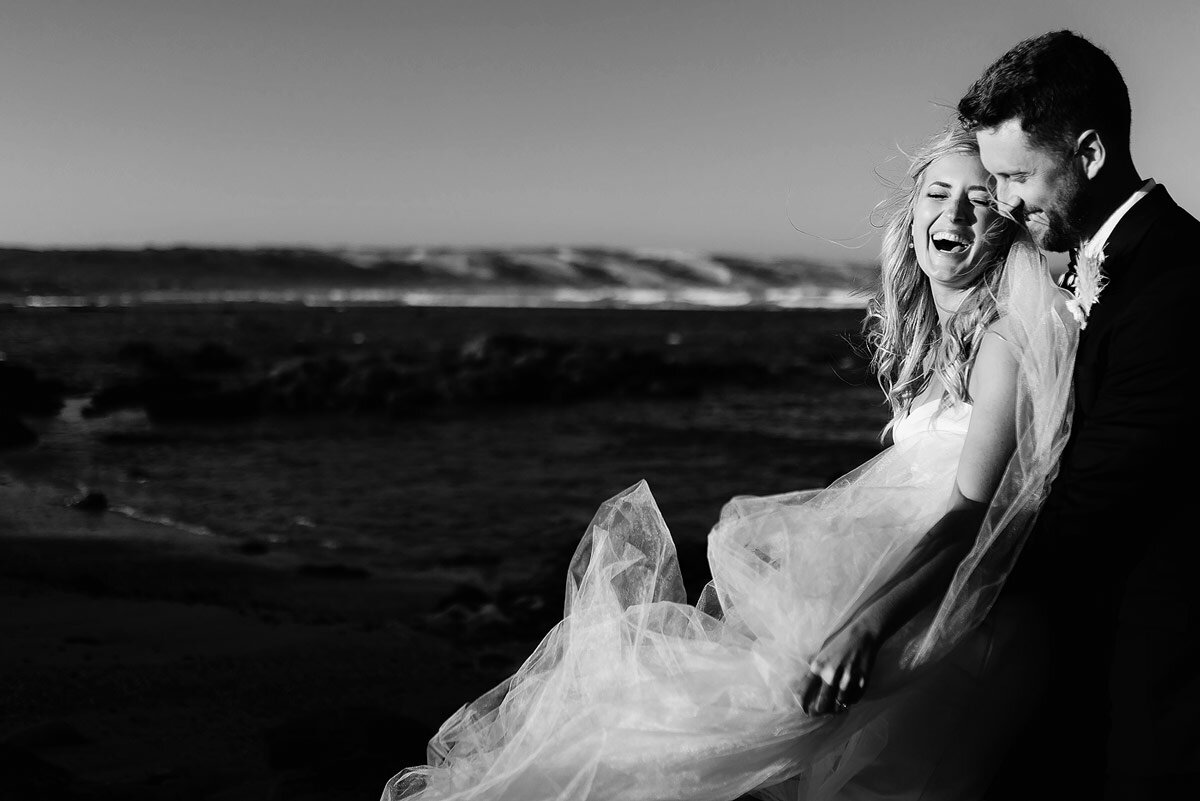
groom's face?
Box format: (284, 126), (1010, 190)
(976, 119), (1088, 253)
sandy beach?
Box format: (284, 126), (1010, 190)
(1, 471), (514, 801)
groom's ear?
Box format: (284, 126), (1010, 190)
(1074, 129), (1105, 180)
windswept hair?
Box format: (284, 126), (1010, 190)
(862, 122), (1018, 440)
(956, 29), (1131, 157)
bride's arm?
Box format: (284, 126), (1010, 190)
(797, 326), (1018, 716)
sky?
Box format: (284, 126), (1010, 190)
(2, 0), (1198, 261)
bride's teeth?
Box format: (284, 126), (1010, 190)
(933, 233), (969, 244)
(931, 232), (972, 253)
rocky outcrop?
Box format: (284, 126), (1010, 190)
(79, 333), (784, 423)
(0, 361), (66, 417)
(0, 410), (37, 449)
(0, 361), (68, 448)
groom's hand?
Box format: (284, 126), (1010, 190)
(796, 668), (840, 716)
(796, 622), (878, 716)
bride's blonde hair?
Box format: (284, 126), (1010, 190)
(863, 122), (1019, 438)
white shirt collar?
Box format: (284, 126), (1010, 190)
(1080, 178), (1157, 261)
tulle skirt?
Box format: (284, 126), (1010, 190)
(382, 431), (970, 801)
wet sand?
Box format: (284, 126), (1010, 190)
(2, 474), (498, 800)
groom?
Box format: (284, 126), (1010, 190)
(958, 30), (1200, 799)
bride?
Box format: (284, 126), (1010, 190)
(380, 123), (1078, 801)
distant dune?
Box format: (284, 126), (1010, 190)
(0, 246), (878, 305)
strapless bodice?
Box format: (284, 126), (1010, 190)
(892, 398), (972, 444)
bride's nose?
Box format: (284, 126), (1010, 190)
(950, 194), (975, 223)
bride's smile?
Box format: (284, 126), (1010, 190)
(911, 152), (1001, 292)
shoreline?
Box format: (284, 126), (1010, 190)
(1, 471), (517, 800)
(6, 287), (869, 312)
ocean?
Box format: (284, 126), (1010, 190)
(3, 300), (887, 606)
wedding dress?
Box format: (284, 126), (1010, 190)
(381, 237), (1077, 801)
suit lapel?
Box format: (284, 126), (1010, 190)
(1071, 185), (1176, 407)
(1057, 185), (1172, 291)
(1097, 184), (1177, 283)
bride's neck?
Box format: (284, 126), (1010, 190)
(930, 288), (966, 323)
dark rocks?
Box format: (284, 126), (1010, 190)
(427, 583), (557, 641)
(237, 539), (272, 556)
(256, 351), (424, 415)
(143, 384), (261, 422)
(84, 375), (261, 422)
(83, 374), (222, 417)
(433, 583), (491, 612)
(0, 360), (66, 447)
(0, 409), (38, 449)
(189, 341), (246, 372)
(116, 341), (173, 371)
(254, 334), (717, 416)
(452, 332), (702, 403)
(84, 339), (257, 421)
(296, 563), (371, 580)
(437, 549), (502, 569)
(68, 491), (109, 512)
(117, 340), (246, 373)
(0, 361), (67, 417)
(78, 331), (784, 423)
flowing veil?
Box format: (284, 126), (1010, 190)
(380, 232), (1078, 801)
(902, 232), (1077, 667)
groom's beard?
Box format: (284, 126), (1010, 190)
(1027, 164), (1090, 252)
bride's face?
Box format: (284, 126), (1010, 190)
(910, 152), (1001, 291)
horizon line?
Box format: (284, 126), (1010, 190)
(0, 241), (879, 264)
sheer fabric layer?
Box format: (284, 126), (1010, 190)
(905, 236), (1077, 666)
(381, 233), (1077, 801)
(384, 432), (967, 801)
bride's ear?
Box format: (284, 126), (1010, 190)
(1075, 129), (1105, 180)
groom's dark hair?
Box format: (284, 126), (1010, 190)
(957, 30), (1131, 157)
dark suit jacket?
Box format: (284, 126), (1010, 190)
(1015, 184), (1200, 787)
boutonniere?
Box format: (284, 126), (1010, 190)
(1065, 244), (1108, 330)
